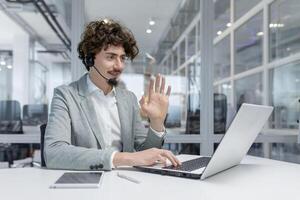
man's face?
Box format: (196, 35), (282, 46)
(94, 45), (127, 80)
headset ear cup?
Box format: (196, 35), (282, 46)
(86, 56), (94, 67)
(84, 53), (95, 69)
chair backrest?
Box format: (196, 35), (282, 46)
(23, 104), (48, 126)
(0, 100), (21, 121)
(0, 100), (23, 134)
(214, 93), (227, 134)
(40, 124), (47, 167)
(185, 93), (227, 134)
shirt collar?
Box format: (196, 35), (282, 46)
(86, 73), (116, 96)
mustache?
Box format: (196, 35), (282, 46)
(108, 69), (122, 74)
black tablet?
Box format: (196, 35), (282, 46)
(50, 172), (103, 188)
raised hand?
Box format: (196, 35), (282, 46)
(140, 74), (171, 132)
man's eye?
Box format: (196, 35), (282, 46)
(107, 55), (114, 60)
(121, 56), (128, 62)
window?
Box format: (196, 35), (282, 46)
(214, 82), (235, 133)
(197, 20), (201, 53)
(29, 61), (48, 104)
(234, 73), (263, 110)
(269, 61), (300, 129)
(173, 48), (178, 70)
(179, 39), (186, 66)
(214, 36), (230, 81)
(235, 12), (263, 74)
(269, 0), (300, 61)
(187, 27), (196, 60)
(234, 0), (261, 21)
(168, 55), (173, 74)
(214, 0), (230, 37)
(0, 50), (13, 100)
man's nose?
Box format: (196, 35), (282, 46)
(114, 58), (124, 70)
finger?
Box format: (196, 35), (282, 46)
(166, 86), (171, 96)
(161, 150), (178, 167)
(155, 74), (160, 93)
(139, 96), (145, 106)
(160, 76), (165, 94)
(148, 78), (154, 101)
(167, 151), (181, 166)
(157, 155), (167, 166)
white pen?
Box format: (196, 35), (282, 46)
(117, 172), (141, 184)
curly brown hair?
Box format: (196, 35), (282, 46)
(77, 19), (139, 71)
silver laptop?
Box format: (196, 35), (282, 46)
(135, 103), (273, 179)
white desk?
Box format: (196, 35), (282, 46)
(0, 125), (40, 143)
(0, 156), (299, 200)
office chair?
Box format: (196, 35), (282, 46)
(23, 104), (48, 126)
(40, 124), (47, 167)
(185, 93), (227, 134)
(214, 93), (227, 134)
(181, 93), (227, 154)
(0, 100), (23, 134)
(0, 100), (24, 166)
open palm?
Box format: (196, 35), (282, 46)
(140, 74), (171, 123)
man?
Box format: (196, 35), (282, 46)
(44, 19), (181, 170)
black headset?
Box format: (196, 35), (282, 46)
(83, 53), (95, 70)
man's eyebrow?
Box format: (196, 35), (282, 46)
(105, 52), (126, 56)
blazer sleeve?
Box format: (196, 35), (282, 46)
(44, 87), (115, 171)
(130, 92), (165, 151)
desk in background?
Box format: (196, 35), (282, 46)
(0, 125), (40, 144)
(0, 156), (299, 200)
(165, 128), (299, 158)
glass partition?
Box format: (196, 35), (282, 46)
(269, 0), (300, 62)
(234, 73), (263, 110)
(214, 36), (230, 81)
(235, 12), (263, 74)
(234, 0), (261, 21)
(214, 0), (230, 37)
(269, 61), (300, 129)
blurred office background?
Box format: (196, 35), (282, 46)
(0, 0), (299, 168)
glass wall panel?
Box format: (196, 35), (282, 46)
(269, 0), (300, 61)
(197, 20), (201, 53)
(234, 73), (263, 110)
(164, 143), (200, 155)
(29, 61), (48, 104)
(168, 55), (173, 74)
(0, 50), (12, 100)
(234, 0), (261, 21)
(269, 61), (300, 129)
(187, 27), (196, 60)
(214, 82), (235, 133)
(186, 57), (201, 135)
(165, 73), (186, 130)
(173, 48), (178, 70)
(214, 36), (230, 81)
(214, 0), (230, 37)
(179, 39), (186, 66)
(235, 12), (263, 74)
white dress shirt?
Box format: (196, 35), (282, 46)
(86, 75), (164, 168)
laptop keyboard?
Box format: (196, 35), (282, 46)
(163, 157), (211, 172)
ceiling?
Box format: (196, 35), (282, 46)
(0, 0), (183, 65)
(85, 0), (182, 58)
(0, 10), (25, 44)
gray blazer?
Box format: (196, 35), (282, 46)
(44, 73), (165, 170)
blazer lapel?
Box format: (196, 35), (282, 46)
(77, 74), (106, 149)
(115, 88), (131, 152)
